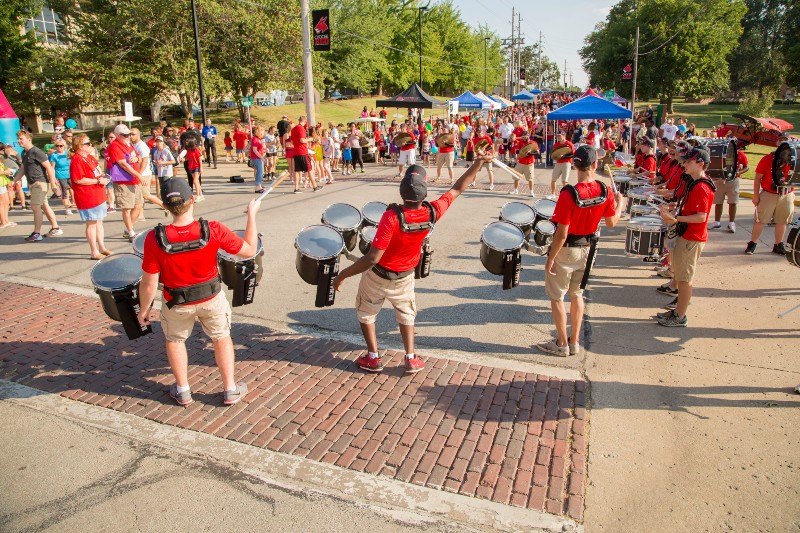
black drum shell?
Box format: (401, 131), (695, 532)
(625, 217), (666, 257)
(533, 220), (555, 247)
(90, 253), (143, 322)
(613, 175), (632, 196)
(131, 229), (153, 258)
(786, 222), (800, 268)
(322, 203), (362, 252)
(480, 222), (525, 276)
(361, 201), (388, 227)
(218, 231), (264, 289)
(295, 225), (345, 285)
(705, 138), (737, 181)
(532, 198), (556, 229)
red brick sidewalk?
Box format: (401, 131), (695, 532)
(0, 281), (587, 520)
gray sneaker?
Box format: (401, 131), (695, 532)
(169, 383), (193, 406)
(657, 312), (688, 327)
(223, 382), (248, 405)
(536, 339), (569, 357)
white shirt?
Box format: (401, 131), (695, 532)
(152, 147), (175, 178)
(498, 122), (513, 140)
(133, 140), (152, 176)
(661, 123), (678, 141)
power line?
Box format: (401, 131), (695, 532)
(638, 0), (716, 56)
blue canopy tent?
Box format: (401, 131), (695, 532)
(527, 88), (543, 95)
(511, 91), (535, 100)
(450, 90), (490, 109)
(487, 95), (508, 108)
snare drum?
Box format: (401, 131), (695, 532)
(533, 198), (556, 227)
(499, 201), (536, 238)
(626, 187), (652, 215)
(218, 230), (264, 307)
(131, 229), (153, 258)
(359, 226), (377, 256)
(613, 175), (632, 196)
(322, 203), (362, 252)
(533, 220), (556, 247)
(361, 201), (387, 227)
(630, 204), (659, 218)
(90, 253), (152, 339)
(625, 217), (666, 257)
(295, 225), (345, 285)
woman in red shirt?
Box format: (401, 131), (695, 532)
(70, 133), (112, 259)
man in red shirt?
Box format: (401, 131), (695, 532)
(656, 147), (715, 326)
(107, 124), (143, 241)
(538, 145), (624, 357)
(711, 142), (748, 233)
(550, 131), (575, 197)
(290, 116), (321, 193)
(631, 137), (657, 180)
(333, 156), (491, 374)
(232, 125), (248, 163)
(745, 148), (795, 255)
(434, 130), (455, 183)
(137, 178), (262, 406)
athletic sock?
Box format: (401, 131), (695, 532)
(406, 353), (416, 359)
(368, 351), (380, 360)
(176, 384), (190, 394)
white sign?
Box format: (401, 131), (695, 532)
(448, 100), (459, 116)
(124, 101), (133, 122)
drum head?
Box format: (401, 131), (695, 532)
(481, 221), (525, 251)
(90, 253), (143, 291)
(360, 225), (377, 242)
(627, 187), (652, 200)
(132, 229), (153, 256)
(773, 141), (800, 187)
(322, 203), (362, 231)
(218, 229), (263, 261)
(500, 202), (535, 225)
(361, 201), (387, 226)
(613, 175), (631, 184)
(535, 220), (556, 235)
(628, 216), (665, 231)
(533, 199), (556, 219)
(296, 225), (345, 260)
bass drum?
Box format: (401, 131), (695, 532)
(499, 201), (536, 238)
(295, 225), (345, 285)
(322, 203), (363, 252)
(773, 140), (800, 189)
(705, 138), (737, 181)
(217, 230), (264, 288)
(131, 228), (153, 258)
(480, 221), (525, 275)
(361, 201), (388, 227)
(786, 220), (800, 268)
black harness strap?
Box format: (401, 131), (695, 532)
(675, 177), (716, 237)
(155, 218), (211, 254)
(560, 181), (608, 208)
(163, 276), (221, 309)
(387, 202), (437, 232)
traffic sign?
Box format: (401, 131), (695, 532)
(240, 96), (253, 107)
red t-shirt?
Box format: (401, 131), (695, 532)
(737, 150), (748, 168)
(585, 131), (596, 146)
(636, 153), (657, 174)
(757, 153), (794, 194)
(552, 141), (575, 164)
(551, 181), (616, 236)
(224, 137), (233, 148)
(400, 132), (417, 151)
(185, 148), (202, 171)
(602, 138), (616, 152)
(517, 139), (535, 165)
(372, 193), (454, 271)
(250, 136), (263, 159)
(665, 162), (685, 191)
(233, 130), (248, 150)
(147, 137), (157, 150)
(679, 178), (715, 242)
(142, 220), (244, 303)
(290, 124), (309, 156)
(106, 139), (139, 184)
(69, 153), (106, 210)
(438, 133), (454, 154)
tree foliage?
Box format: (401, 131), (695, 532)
(580, 0), (746, 101)
(0, 0), (39, 88)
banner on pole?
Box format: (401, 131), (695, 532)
(621, 60), (634, 82)
(312, 10), (331, 51)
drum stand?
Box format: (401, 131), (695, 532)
(778, 302), (800, 319)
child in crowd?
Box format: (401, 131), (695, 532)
(342, 143), (353, 176)
(375, 130), (386, 165)
(223, 131), (233, 161)
(321, 129), (334, 184)
(464, 130), (475, 169)
(179, 139), (204, 201)
(420, 130), (431, 167)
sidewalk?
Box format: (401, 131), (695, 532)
(0, 280), (587, 522)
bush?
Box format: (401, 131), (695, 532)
(737, 88), (778, 116)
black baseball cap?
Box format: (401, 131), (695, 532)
(400, 165), (427, 202)
(684, 147), (710, 165)
(572, 145), (597, 166)
(639, 137), (655, 148)
(161, 178), (194, 206)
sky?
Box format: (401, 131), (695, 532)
(455, 0), (612, 89)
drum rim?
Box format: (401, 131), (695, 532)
(535, 219), (556, 233)
(532, 198), (556, 217)
(481, 221), (525, 251)
(360, 226), (377, 238)
(500, 201), (536, 224)
(295, 224), (346, 260)
(218, 230), (264, 261)
(322, 203), (363, 231)
(90, 252), (143, 291)
(628, 216), (666, 231)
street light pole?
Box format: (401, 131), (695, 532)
(418, 7), (427, 89)
(190, 0), (207, 124)
(484, 37), (489, 93)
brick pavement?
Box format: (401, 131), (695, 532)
(0, 281), (587, 521)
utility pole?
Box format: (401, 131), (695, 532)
(569, 72), (573, 90)
(632, 25), (639, 114)
(537, 31), (542, 89)
(516, 13), (522, 93)
(510, 7), (515, 98)
(190, 0), (207, 124)
(300, 0), (315, 125)
(563, 60), (567, 91)
(484, 37), (489, 93)
(418, 7), (428, 89)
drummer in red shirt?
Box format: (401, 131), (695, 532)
(631, 137), (657, 180)
(538, 145), (624, 357)
(745, 148), (795, 255)
(333, 156), (491, 374)
(137, 178), (263, 406)
(657, 147), (716, 327)
(475, 127), (497, 189)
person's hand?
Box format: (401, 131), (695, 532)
(246, 197), (262, 215)
(333, 275), (345, 292)
(545, 256), (556, 276)
(752, 195), (759, 206)
(660, 205), (677, 223)
(51, 181), (61, 197)
(98, 176), (110, 186)
(137, 309), (150, 327)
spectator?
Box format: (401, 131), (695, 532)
(107, 124), (144, 240)
(202, 118), (218, 169)
(15, 130), (62, 242)
(48, 138), (74, 216)
(69, 133), (111, 259)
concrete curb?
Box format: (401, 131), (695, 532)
(0, 379), (582, 533)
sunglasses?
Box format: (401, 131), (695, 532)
(55, 144), (65, 147)
(119, 133), (130, 137)
(82, 141), (92, 146)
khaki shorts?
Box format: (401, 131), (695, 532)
(516, 162), (533, 181)
(672, 237), (704, 283)
(160, 291), (231, 343)
(113, 182), (144, 209)
(713, 178), (739, 204)
(356, 269), (416, 325)
(757, 190), (795, 225)
(140, 174), (153, 194)
(545, 246), (590, 301)
(551, 162), (571, 184)
(29, 181), (50, 206)
(436, 151), (454, 169)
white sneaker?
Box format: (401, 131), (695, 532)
(728, 222), (736, 233)
(710, 221), (721, 229)
(65, 209), (73, 216)
(509, 188), (519, 195)
(546, 194), (557, 200)
(488, 184), (495, 191)
(529, 190), (536, 197)
(195, 195), (205, 202)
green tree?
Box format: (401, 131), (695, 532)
(0, 0), (38, 88)
(781, 0), (800, 88)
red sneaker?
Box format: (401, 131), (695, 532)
(356, 355), (383, 373)
(404, 355), (425, 374)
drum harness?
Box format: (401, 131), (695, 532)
(666, 177), (717, 239)
(154, 218), (222, 308)
(558, 182), (608, 289)
(371, 203), (437, 280)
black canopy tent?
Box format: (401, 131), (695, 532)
(376, 82), (447, 109)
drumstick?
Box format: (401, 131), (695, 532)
(492, 158), (526, 180)
(256, 171), (289, 201)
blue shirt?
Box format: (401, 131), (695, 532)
(202, 125), (218, 140)
(48, 151), (70, 180)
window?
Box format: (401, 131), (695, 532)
(24, 7), (67, 46)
